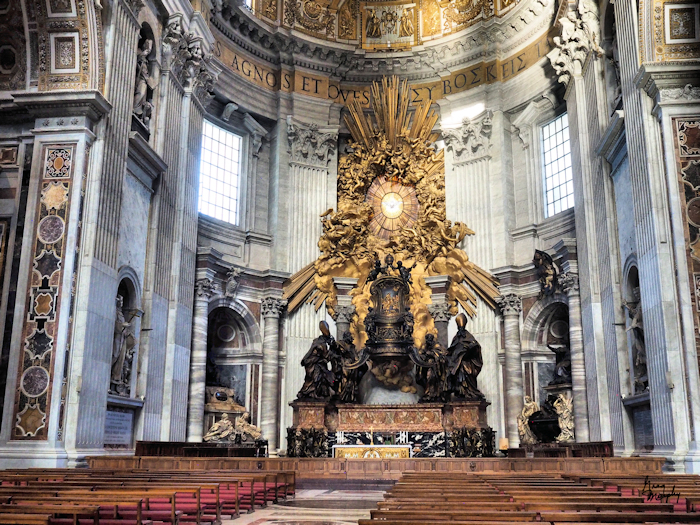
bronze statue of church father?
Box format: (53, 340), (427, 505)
(284, 77), (499, 458)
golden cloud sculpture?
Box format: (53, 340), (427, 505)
(284, 76), (500, 346)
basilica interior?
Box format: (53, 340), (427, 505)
(0, 0), (699, 489)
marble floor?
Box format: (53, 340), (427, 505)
(222, 489), (385, 524)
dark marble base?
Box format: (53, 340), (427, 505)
(447, 427), (495, 458)
(287, 427), (330, 458)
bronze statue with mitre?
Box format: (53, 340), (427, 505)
(446, 313), (485, 400)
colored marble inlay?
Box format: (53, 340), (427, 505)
(674, 118), (700, 381)
(12, 144), (74, 440)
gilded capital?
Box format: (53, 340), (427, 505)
(261, 297), (287, 318)
(496, 293), (522, 316)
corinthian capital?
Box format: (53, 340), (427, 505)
(496, 293), (522, 316)
(442, 110), (493, 162)
(195, 278), (215, 298)
(331, 305), (355, 324)
(428, 302), (452, 322)
(287, 117), (337, 167)
(546, 4), (604, 87)
(560, 272), (580, 294)
(261, 297), (287, 318)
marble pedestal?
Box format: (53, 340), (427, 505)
(287, 399), (495, 458)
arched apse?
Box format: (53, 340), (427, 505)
(205, 298), (263, 426)
(521, 294), (571, 404)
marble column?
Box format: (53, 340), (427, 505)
(496, 293), (523, 447)
(425, 275), (452, 348)
(560, 272), (590, 442)
(186, 278), (214, 442)
(260, 297), (286, 451)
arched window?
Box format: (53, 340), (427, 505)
(542, 113), (573, 218)
(198, 121), (242, 225)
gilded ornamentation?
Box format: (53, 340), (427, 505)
(399, 8), (414, 37)
(284, 77), (499, 351)
(422, 0), (441, 36)
(338, 0), (357, 39)
(533, 249), (558, 297)
(262, 0), (278, 19)
(643, 1), (698, 62)
(547, 5), (604, 87)
(287, 427), (329, 457)
(337, 405), (443, 431)
(284, 0), (336, 37)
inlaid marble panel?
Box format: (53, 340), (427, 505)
(12, 145), (74, 440)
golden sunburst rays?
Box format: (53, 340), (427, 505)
(284, 75), (500, 318)
(344, 76), (440, 150)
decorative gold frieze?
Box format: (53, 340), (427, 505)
(337, 404), (443, 431)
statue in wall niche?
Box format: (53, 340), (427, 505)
(133, 38), (154, 126)
(533, 250), (558, 297)
(517, 396), (540, 445)
(622, 288), (648, 393)
(335, 332), (366, 403)
(203, 413), (235, 442)
(297, 321), (336, 400)
(547, 339), (572, 385)
(446, 313), (485, 401)
(417, 333), (448, 402)
(553, 394), (575, 443)
(110, 295), (136, 396)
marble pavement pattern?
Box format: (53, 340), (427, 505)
(222, 489), (384, 524)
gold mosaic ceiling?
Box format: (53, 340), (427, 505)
(254, 0), (518, 51)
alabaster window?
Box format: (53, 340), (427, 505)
(542, 113), (573, 218)
(199, 121), (242, 225)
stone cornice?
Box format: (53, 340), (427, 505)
(634, 62), (700, 102)
(11, 90), (112, 123)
